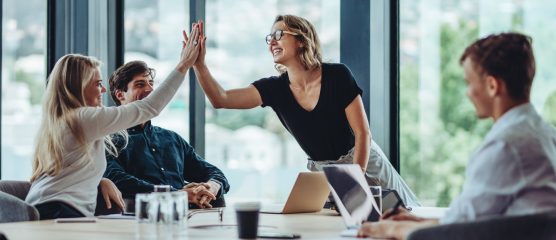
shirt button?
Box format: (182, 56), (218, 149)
(152, 148), (156, 152)
(161, 167), (165, 171)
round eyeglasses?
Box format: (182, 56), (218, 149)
(265, 30), (299, 44)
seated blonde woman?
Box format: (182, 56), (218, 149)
(25, 24), (202, 220)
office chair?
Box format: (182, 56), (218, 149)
(408, 212), (556, 240)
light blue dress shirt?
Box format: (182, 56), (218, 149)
(441, 103), (556, 224)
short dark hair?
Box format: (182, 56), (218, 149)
(460, 32), (535, 101)
(109, 61), (155, 105)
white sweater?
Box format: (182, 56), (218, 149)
(26, 70), (185, 217)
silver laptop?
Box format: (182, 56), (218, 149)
(322, 164), (381, 237)
(260, 172), (330, 214)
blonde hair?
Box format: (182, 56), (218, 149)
(31, 54), (127, 182)
(274, 15), (322, 74)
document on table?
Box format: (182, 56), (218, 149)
(97, 214), (135, 220)
(55, 217), (97, 223)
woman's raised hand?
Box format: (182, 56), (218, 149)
(176, 22), (202, 73)
(189, 20), (206, 67)
(181, 20), (206, 68)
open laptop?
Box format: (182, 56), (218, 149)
(322, 164), (381, 237)
(260, 172), (330, 214)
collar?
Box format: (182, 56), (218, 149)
(127, 120), (153, 133)
(486, 102), (536, 138)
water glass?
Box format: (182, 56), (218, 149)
(135, 193), (151, 223)
(136, 192), (189, 239)
(171, 191), (188, 225)
(369, 185), (382, 213)
(146, 192), (172, 224)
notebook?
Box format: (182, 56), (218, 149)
(260, 172), (330, 214)
(322, 164), (381, 237)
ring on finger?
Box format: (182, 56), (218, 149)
(193, 40), (198, 46)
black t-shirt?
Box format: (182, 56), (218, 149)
(252, 63), (363, 161)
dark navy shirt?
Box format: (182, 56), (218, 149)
(252, 63), (362, 161)
(104, 121), (230, 199)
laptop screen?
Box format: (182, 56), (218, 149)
(323, 164), (380, 227)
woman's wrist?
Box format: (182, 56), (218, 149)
(193, 62), (207, 69)
(176, 63), (192, 74)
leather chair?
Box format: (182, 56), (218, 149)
(0, 180), (31, 201)
(0, 180), (130, 217)
(0, 180), (39, 222)
(407, 212), (556, 240)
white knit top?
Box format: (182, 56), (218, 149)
(26, 70), (185, 217)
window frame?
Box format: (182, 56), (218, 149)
(341, 0), (399, 171)
(0, 0), (3, 179)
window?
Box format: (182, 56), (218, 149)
(399, 0), (556, 206)
(1, 0), (47, 180)
(204, 0), (340, 203)
(124, 0), (190, 137)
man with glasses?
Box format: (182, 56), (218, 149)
(103, 61), (230, 210)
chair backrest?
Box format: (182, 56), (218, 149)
(0, 180), (31, 201)
(408, 212), (556, 240)
(0, 191), (39, 223)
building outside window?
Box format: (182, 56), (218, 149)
(1, 0), (46, 180)
(124, 0), (191, 138)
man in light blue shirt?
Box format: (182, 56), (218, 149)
(357, 32), (556, 239)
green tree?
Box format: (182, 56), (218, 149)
(543, 91), (556, 126)
(206, 107), (267, 130)
(401, 20), (493, 206)
(15, 69), (44, 105)
(439, 21), (479, 135)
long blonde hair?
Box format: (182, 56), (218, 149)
(274, 15), (322, 74)
(31, 54), (126, 182)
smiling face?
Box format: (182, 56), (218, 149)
(463, 58), (494, 119)
(83, 68), (106, 107)
(115, 71), (154, 105)
(268, 21), (301, 66)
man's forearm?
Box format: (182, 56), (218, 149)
(395, 219), (439, 240)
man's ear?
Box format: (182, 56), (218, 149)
(485, 75), (501, 97)
(115, 89), (126, 103)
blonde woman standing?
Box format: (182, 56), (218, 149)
(25, 24), (202, 220)
(190, 15), (420, 206)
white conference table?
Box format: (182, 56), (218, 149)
(0, 207), (446, 240)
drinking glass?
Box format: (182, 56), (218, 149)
(369, 186), (382, 213)
(135, 193), (151, 223)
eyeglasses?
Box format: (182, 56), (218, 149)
(265, 30), (299, 44)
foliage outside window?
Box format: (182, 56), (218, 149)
(400, 0), (556, 206)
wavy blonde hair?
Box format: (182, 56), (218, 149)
(274, 15), (322, 74)
(31, 54), (127, 182)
